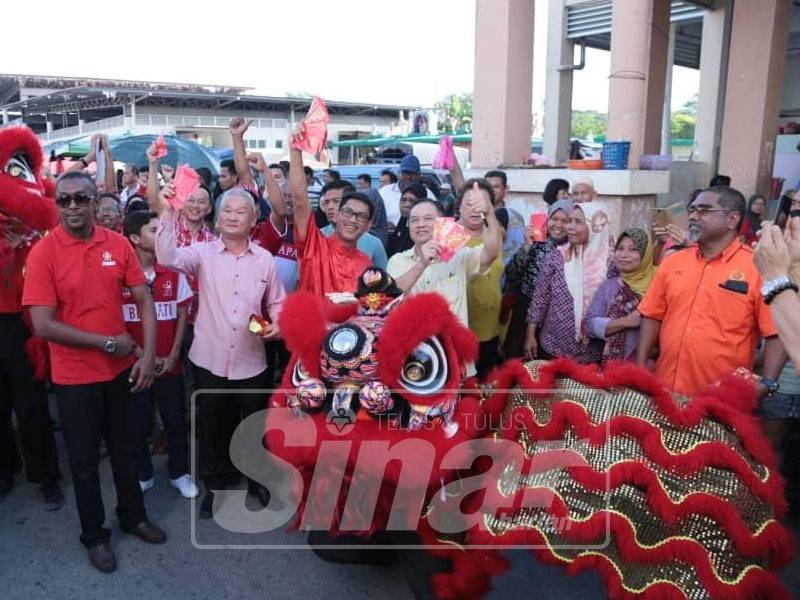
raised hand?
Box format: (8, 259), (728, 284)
(229, 117), (252, 137)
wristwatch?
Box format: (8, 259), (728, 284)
(759, 376), (780, 397)
(104, 336), (117, 354)
(761, 275), (799, 305)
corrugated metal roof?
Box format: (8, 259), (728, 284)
(566, 0), (705, 69)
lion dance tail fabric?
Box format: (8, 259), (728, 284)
(451, 359), (794, 600)
(266, 268), (793, 600)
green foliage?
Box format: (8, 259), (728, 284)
(670, 94), (697, 140)
(571, 111), (607, 140)
(435, 93), (473, 133)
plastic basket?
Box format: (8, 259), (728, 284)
(602, 141), (631, 170)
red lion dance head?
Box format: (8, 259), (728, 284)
(0, 125), (58, 235)
(265, 270), (794, 599)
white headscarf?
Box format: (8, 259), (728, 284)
(561, 203), (612, 340)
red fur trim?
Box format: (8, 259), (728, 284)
(500, 401), (786, 510)
(278, 292), (328, 379)
(469, 520), (791, 600)
(0, 126), (57, 232)
(378, 293), (478, 407)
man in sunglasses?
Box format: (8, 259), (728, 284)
(637, 186), (785, 403)
(22, 171), (165, 573)
(289, 139), (372, 297)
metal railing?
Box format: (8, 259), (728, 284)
(41, 115), (126, 142)
(133, 114), (288, 130)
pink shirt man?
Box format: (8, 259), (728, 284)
(155, 213), (286, 380)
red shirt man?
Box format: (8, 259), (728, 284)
(288, 145), (373, 297)
(22, 172), (163, 570)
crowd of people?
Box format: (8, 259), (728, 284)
(2, 119), (800, 580)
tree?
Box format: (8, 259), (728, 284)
(435, 93), (473, 133)
(670, 95), (697, 140)
(571, 111), (607, 140)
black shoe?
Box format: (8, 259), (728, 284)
(41, 480), (65, 511)
(248, 485), (271, 508)
(87, 542), (116, 573)
(0, 477), (13, 503)
(127, 519), (167, 544)
(199, 491), (215, 519)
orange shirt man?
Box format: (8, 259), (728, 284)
(637, 187), (784, 397)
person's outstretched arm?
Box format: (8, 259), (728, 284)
(289, 133), (312, 242)
(230, 117), (255, 189)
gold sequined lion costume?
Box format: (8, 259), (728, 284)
(265, 269), (793, 600)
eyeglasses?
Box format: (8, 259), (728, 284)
(56, 193), (95, 208)
(339, 206), (370, 224)
(686, 205), (731, 216)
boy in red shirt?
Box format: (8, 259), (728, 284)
(122, 211), (198, 499)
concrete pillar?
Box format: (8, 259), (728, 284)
(542, 0), (574, 165)
(718, 0), (791, 197)
(660, 23), (676, 156)
(607, 0), (671, 167)
(472, 0), (535, 168)
(2, 109), (8, 124)
(46, 120), (53, 133)
(695, 3), (731, 178)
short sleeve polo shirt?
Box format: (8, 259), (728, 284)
(22, 225), (146, 385)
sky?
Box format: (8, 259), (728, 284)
(4, 0), (698, 113)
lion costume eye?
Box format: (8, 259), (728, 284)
(399, 337), (448, 395)
(291, 360), (309, 387)
(5, 154), (35, 183)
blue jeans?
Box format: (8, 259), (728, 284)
(135, 374), (189, 481)
(758, 392), (800, 420)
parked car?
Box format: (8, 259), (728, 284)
(316, 164), (453, 192)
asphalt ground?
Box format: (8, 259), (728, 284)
(2, 430), (800, 599)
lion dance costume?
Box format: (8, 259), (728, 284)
(0, 125), (58, 374)
(266, 268), (794, 599)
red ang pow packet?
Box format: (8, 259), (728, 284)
(153, 135), (168, 159)
(528, 213), (547, 243)
(170, 165), (200, 211)
(433, 217), (471, 262)
(292, 96), (329, 155)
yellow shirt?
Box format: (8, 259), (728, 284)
(465, 238), (503, 342)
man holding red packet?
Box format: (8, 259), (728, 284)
(155, 183), (286, 517)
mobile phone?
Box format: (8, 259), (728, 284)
(775, 193), (793, 231)
(650, 207), (671, 229)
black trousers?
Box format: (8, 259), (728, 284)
(476, 337), (503, 380)
(308, 530), (452, 600)
(54, 368), (146, 548)
(192, 364), (269, 491)
(134, 374), (188, 481)
(0, 313), (60, 484)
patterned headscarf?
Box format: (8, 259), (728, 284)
(617, 228), (656, 298)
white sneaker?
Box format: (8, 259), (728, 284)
(170, 475), (199, 499)
(139, 478), (155, 493)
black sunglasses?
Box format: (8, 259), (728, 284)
(56, 193), (95, 208)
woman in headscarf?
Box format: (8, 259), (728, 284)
(503, 199), (573, 358)
(740, 193), (766, 246)
(585, 228), (656, 363)
(524, 203), (614, 363)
